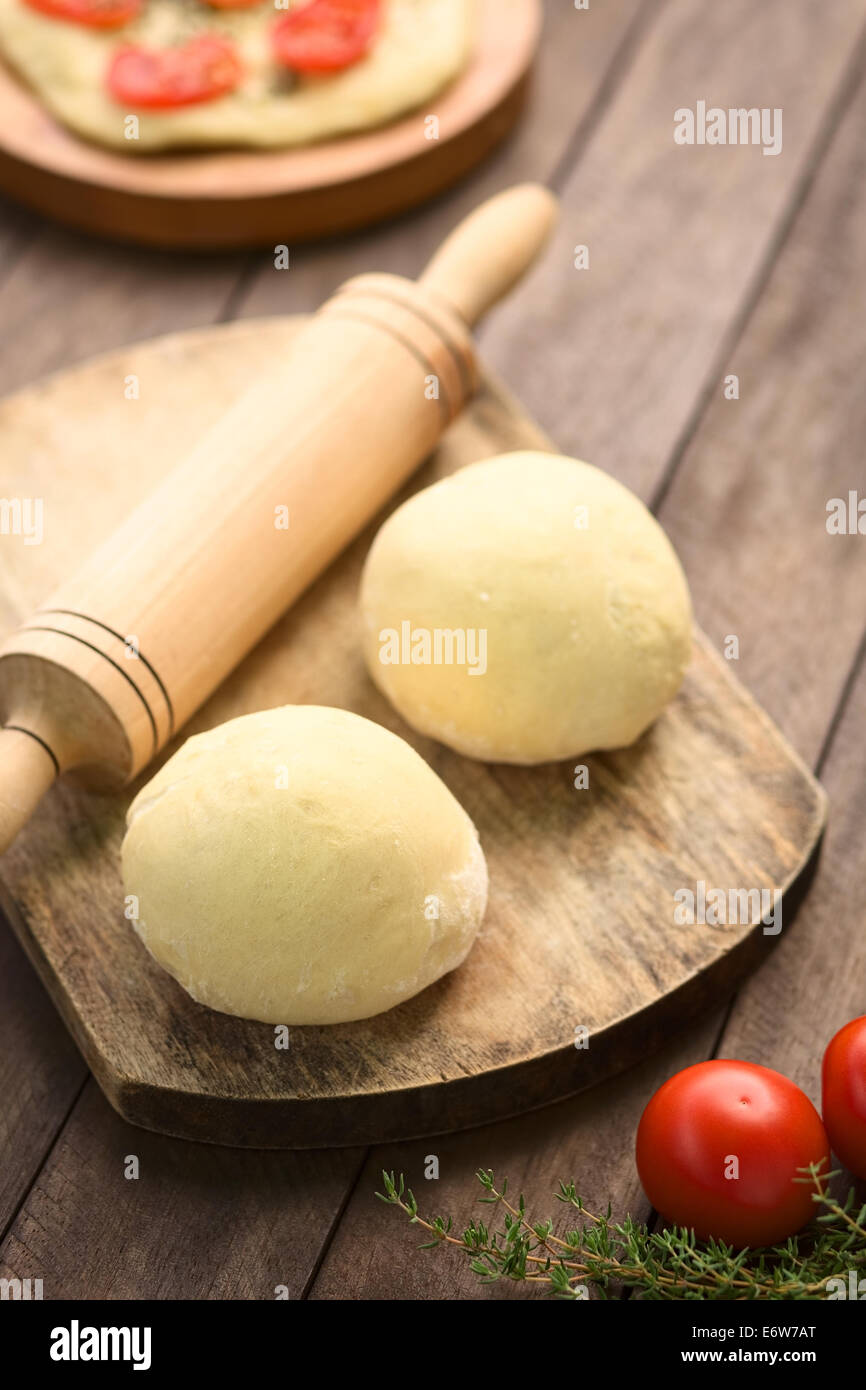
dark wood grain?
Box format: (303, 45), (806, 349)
(310, 1017), (723, 1300)
(0, 193), (36, 285)
(648, 63), (866, 1168)
(0, 1080), (364, 1299)
(658, 58), (866, 766)
(712, 650), (866, 1096)
(0, 233), (242, 395)
(0, 925), (85, 1237)
(616, 40), (866, 1229)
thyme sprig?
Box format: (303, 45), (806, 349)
(377, 1165), (866, 1299)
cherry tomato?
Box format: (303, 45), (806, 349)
(272, 0), (381, 74)
(106, 36), (242, 110)
(822, 1015), (866, 1179)
(22, 0), (141, 27)
(636, 1060), (830, 1248)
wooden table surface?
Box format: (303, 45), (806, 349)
(1, 0), (865, 1301)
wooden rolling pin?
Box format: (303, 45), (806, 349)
(0, 184), (557, 853)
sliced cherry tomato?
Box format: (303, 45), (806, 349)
(106, 36), (242, 110)
(23, 0), (141, 28)
(822, 1015), (866, 1179)
(272, 0), (381, 74)
(636, 1060), (830, 1248)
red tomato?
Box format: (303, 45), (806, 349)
(822, 1015), (866, 1179)
(636, 1060), (830, 1248)
(272, 0), (381, 74)
(106, 36), (242, 109)
(23, 0), (141, 27)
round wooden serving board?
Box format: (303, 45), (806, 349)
(0, 0), (540, 249)
(0, 318), (826, 1149)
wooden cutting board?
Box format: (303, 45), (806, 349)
(0, 317), (826, 1148)
(0, 0), (539, 249)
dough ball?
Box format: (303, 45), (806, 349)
(359, 452), (692, 764)
(121, 705), (487, 1025)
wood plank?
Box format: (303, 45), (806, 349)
(0, 192), (37, 285)
(661, 78), (866, 1104)
(237, 0), (653, 317)
(0, 232), (245, 395)
(310, 1017), (722, 1300)
(712, 650), (866, 1095)
(0, 922), (84, 1237)
(628, 57), (866, 1202)
(481, 0), (866, 501)
(0, 1080), (364, 1298)
(657, 63), (866, 765)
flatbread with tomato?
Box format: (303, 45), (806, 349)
(0, 0), (474, 151)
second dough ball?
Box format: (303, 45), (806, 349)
(360, 452), (692, 764)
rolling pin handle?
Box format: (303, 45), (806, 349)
(419, 183), (558, 326)
(0, 727), (58, 855)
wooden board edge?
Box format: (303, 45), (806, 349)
(0, 727), (824, 1150)
(85, 825), (827, 1149)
